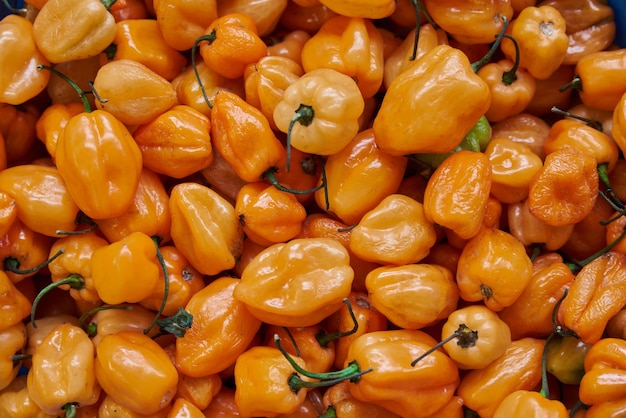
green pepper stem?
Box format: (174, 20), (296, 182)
(550, 106), (603, 132)
(501, 34), (519, 86)
(287, 365), (373, 392)
(471, 16), (509, 73)
(262, 167), (325, 195)
(319, 156), (330, 211)
(540, 331), (556, 399)
(597, 163), (624, 210)
(79, 304), (132, 338)
(37, 65), (91, 113)
(63, 402), (78, 418)
(318, 405), (338, 418)
(316, 298), (358, 348)
(568, 400), (588, 418)
(100, 0), (117, 10)
(411, 323), (478, 367)
(559, 76), (582, 93)
(1, 0), (26, 14)
(11, 353), (32, 366)
(143, 237), (170, 335)
(408, 0), (422, 61)
(4, 248), (65, 276)
(286, 104), (315, 172)
(191, 33), (217, 110)
(55, 211), (99, 235)
(565, 223), (626, 271)
(153, 307), (194, 339)
(88, 81), (108, 104)
(30, 273), (83, 328)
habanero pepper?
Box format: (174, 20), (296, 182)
(98, 394), (171, 417)
(364, 264), (459, 330)
(317, 0), (395, 19)
(300, 15), (384, 99)
(234, 237), (354, 327)
(612, 90), (626, 156)
(0, 15), (50, 105)
(321, 381), (402, 418)
(32, 0), (117, 63)
(0, 322), (26, 391)
(545, 334), (591, 385)
(174, 372), (222, 412)
(0, 218), (54, 284)
(217, 0), (289, 38)
(0, 102), (39, 164)
(266, 30), (311, 65)
(86, 304), (160, 345)
(35, 102), (84, 159)
(153, 0), (217, 51)
(491, 112), (551, 160)
(45, 57), (101, 108)
(374, 45), (491, 156)
(492, 390), (568, 417)
(167, 397), (205, 418)
(507, 198), (574, 251)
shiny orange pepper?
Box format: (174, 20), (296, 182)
(493, 390), (568, 417)
(491, 112), (551, 159)
(91, 231), (160, 305)
(95, 331), (178, 415)
(35, 102), (84, 159)
(112, 19), (187, 81)
(528, 145), (598, 227)
(507, 199), (574, 251)
(0, 322), (26, 391)
(301, 15), (384, 99)
(235, 181), (307, 246)
(243, 55), (304, 131)
(0, 375), (47, 417)
(92, 59), (178, 126)
(321, 381), (402, 418)
(423, 150), (492, 240)
(457, 228), (533, 311)
(175, 372), (222, 411)
(32, 0), (117, 63)
(317, 0), (395, 19)
(200, 386), (240, 417)
(279, 2), (337, 34)
(98, 393), (171, 417)
(197, 13), (268, 80)
(348, 194), (437, 266)
(501, 5), (569, 80)
(525, 63), (575, 117)
(424, 0), (513, 44)
(365, 264), (458, 330)
(110, 0), (149, 21)
(234, 237), (354, 327)
(314, 128), (408, 225)
(579, 338), (626, 414)
(499, 253), (574, 340)
(216, 0), (289, 38)
(169, 182), (244, 276)
(558, 252), (626, 344)
(175, 277), (262, 378)
(441, 305), (512, 370)
(55, 108), (143, 220)
(153, 0), (217, 51)
(27, 323), (100, 416)
(612, 91), (626, 155)
(210, 90), (285, 183)
(266, 30), (311, 65)
(133, 105), (213, 179)
(0, 218), (54, 284)
(167, 397), (205, 418)
(374, 45), (491, 156)
(0, 192), (16, 242)
(0, 15), (50, 105)
(97, 168), (172, 244)
(345, 329), (460, 418)
(457, 338), (545, 417)
(87, 304), (159, 345)
(0, 164), (80, 238)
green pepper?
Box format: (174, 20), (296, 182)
(411, 115), (491, 171)
(545, 334), (591, 385)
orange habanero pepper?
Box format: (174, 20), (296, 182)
(234, 237), (354, 327)
(456, 228), (534, 311)
(153, 0), (217, 51)
(197, 13), (268, 80)
(86, 304), (160, 344)
(169, 182), (244, 276)
(321, 381), (402, 418)
(0, 375), (49, 418)
(45, 57), (101, 108)
(0, 102), (39, 163)
(95, 331), (178, 415)
(267, 30), (311, 65)
(491, 112), (551, 159)
(492, 390), (568, 417)
(0, 15), (50, 105)
(167, 397), (205, 418)
(35, 102), (84, 159)
(507, 198), (574, 251)
(216, 0), (289, 38)
(300, 15), (384, 99)
(98, 393), (171, 417)
(0, 218), (54, 284)
(175, 277), (262, 378)
(317, 0), (395, 19)
(0, 322), (26, 391)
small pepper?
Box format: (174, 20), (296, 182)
(579, 338), (626, 414)
(545, 334), (591, 385)
(0, 322), (26, 391)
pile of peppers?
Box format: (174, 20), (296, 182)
(1, 0), (626, 416)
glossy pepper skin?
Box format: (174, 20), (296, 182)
(91, 231), (160, 305)
(0, 322), (26, 392)
(35, 102), (84, 159)
(345, 329), (460, 418)
(0, 164), (80, 238)
(95, 331), (179, 415)
(273, 68), (365, 156)
(374, 45), (490, 156)
(0, 270), (31, 332)
(234, 237), (354, 327)
(492, 390), (568, 417)
(153, 0), (217, 51)
(613, 91), (626, 155)
(27, 323), (100, 415)
(175, 277), (262, 378)
(318, 0), (395, 19)
(507, 198), (574, 251)
(545, 334), (591, 385)
(0, 218), (54, 284)
(300, 15), (384, 99)
(0, 15), (50, 105)
(56, 110), (143, 220)
(32, 0), (117, 63)
(322, 381), (403, 418)
(169, 182), (244, 276)
(579, 338), (626, 414)
(570, 49), (626, 111)
(558, 252), (626, 344)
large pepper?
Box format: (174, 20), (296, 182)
(0, 15), (50, 105)
(27, 323), (100, 417)
(32, 0), (117, 63)
(374, 45), (491, 156)
(300, 15), (384, 99)
(234, 237), (354, 327)
(175, 277), (262, 378)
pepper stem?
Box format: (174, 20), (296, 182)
(287, 364), (373, 392)
(286, 104), (315, 172)
(564, 224), (626, 271)
(501, 34), (519, 86)
(318, 405), (338, 418)
(143, 236), (170, 335)
(316, 298), (359, 348)
(471, 16), (509, 73)
(4, 248), (65, 276)
(37, 65), (91, 113)
(30, 273), (84, 328)
(11, 353), (32, 366)
(550, 106), (603, 132)
(559, 75), (582, 93)
(191, 33), (217, 110)
(262, 167), (325, 195)
(411, 323), (478, 367)
(153, 307), (194, 338)
(408, 0), (422, 61)
(63, 402), (78, 418)
(79, 304), (133, 338)
(596, 163), (623, 210)
(55, 211), (99, 235)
